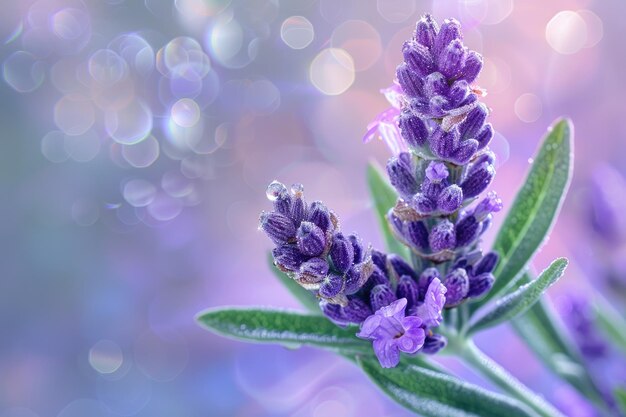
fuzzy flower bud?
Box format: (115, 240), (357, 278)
(260, 211), (296, 245)
(443, 268), (469, 307)
(296, 221), (326, 257)
(330, 232), (355, 274)
(429, 220), (456, 252)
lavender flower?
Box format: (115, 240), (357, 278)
(357, 298), (426, 368)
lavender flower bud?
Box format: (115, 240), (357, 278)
(307, 201), (332, 232)
(387, 152), (419, 198)
(397, 276), (420, 309)
(330, 233), (355, 274)
(260, 211), (296, 245)
(348, 234), (364, 263)
(290, 184), (307, 225)
(412, 193), (436, 214)
(343, 298), (373, 323)
(370, 284), (397, 311)
(321, 301), (348, 326)
(430, 128), (457, 160)
(397, 63), (423, 97)
(320, 273), (344, 298)
(405, 220), (429, 250)
(443, 268), (469, 307)
(439, 39), (466, 80)
(475, 124), (494, 149)
(345, 258), (374, 294)
(461, 161), (495, 198)
(474, 191), (503, 220)
(422, 334), (447, 354)
(429, 220), (456, 252)
(461, 50), (482, 83)
(455, 215), (480, 247)
(434, 18), (461, 58)
(426, 161), (449, 182)
(452, 139), (479, 165)
(296, 221), (326, 257)
(364, 266), (390, 291)
(437, 185), (463, 214)
(299, 257), (329, 280)
(475, 252), (499, 275)
(459, 103), (488, 139)
(388, 254), (417, 279)
(418, 267), (441, 296)
(473, 150), (496, 167)
(266, 181), (292, 215)
(468, 272), (494, 298)
(415, 14), (438, 49)
(423, 72), (448, 97)
(402, 40), (434, 77)
(399, 109), (429, 148)
(272, 244), (305, 272)
(448, 80), (470, 104)
(371, 250), (387, 272)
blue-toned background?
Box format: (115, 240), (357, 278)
(2, 1), (625, 416)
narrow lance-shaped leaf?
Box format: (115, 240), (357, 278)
(594, 296), (626, 356)
(196, 307), (371, 354)
(367, 162), (410, 258)
(477, 119), (573, 307)
(615, 388), (626, 416)
(267, 252), (321, 314)
(359, 357), (541, 417)
(511, 283), (610, 411)
(467, 258), (568, 335)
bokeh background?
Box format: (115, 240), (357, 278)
(2, 0), (625, 416)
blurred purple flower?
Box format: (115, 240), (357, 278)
(357, 298), (426, 368)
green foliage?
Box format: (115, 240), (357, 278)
(467, 258), (567, 335)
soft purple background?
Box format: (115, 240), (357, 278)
(1, 1), (624, 416)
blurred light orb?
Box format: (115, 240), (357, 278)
(64, 130), (101, 162)
(121, 135), (160, 168)
(165, 114), (204, 151)
(463, 0), (514, 25)
(41, 131), (69, 163)
(162, 171), (194, 198)
(89, 340), (123, 374)
(309, 48), (355, 96)
(110, 34), (155, 77)
(331, 20), (382, 71)
(480, 57), (511, 93)
(105, 99), (153, 145)
(72, 198), (100, 226)
(246, 79), (281, 114)
(171, 98), (201, 127)
(280, 16), (314, 49)
(2, 51), (45, 93)
(376, 0), (416, 23)
(123, 179), (157, 207)
(578, 9), (603, 48)
(546, 11), (588, 55)
(157, 37), (211, 79)
(514, 93), (543, 123)
(147, 193), (183, 221)
(52, 8), (89, 40)
(54, 95), (95, 136)
(207, 17), (258, 69)
(88, 49), (128, 86)
(174, 0), (232, 18)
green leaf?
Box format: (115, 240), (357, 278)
(479, 119), (573, 306)
(359, 356), (540, 417)
(511, 289), (609, 412)
(594, 297), (626, 355)
(196, 307), (371, 354)
(366, 162), (409, 257)
(615, 388), (626, 415)
(267, 253), (321, 314)
(468, 258), (568, 334)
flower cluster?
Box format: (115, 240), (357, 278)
(260, 181), (374, 306)
(260, 14), (502, 368)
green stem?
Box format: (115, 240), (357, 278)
(460, 340), (566, 417)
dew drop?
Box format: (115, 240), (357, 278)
(291, 183), (304, 196)
(528, 158), (534, 164)
(266, 180), (287, 201)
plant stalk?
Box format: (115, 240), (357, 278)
(459, 340), (566, 417)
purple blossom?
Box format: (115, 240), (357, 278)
(415, 278), (447, 327)
(357, 298), (426, 368)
